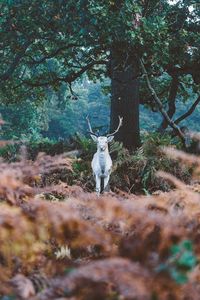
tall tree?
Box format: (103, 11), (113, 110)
(0, 0), (199, 149)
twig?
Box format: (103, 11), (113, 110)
(68, 82), (78, 100)
(174, 95), (200, 125)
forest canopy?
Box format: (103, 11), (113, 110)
(0, 0), (199, 149)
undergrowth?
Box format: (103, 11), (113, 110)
(110, 133), (191, 194)
(0, 141), (200, 299)
(0, 132), (192, 194)
(0, 138), (71, 161)
(70, 132), (192, 194)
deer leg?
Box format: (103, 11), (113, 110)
(103, 174), (110, 192)
(95, 175), (101, 196)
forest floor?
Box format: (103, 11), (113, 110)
(1, 148), (200, 300)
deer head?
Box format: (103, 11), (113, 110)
(86, 116), (123, 149)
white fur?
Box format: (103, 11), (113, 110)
(87, 115), (122, 195)
(91, 136), (113, 195)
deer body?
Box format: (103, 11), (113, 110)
(86, 116), (123, 195)
(91, 137), (113, 194)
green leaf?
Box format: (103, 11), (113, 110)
(181, 240), (193, 251)
(170, 244), (181, 255)
(178, 251), (197, 269)
(170, 268), (188, 285)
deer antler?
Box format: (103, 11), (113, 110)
(107, 116), (123, 137)
(86, 115), (98, 137)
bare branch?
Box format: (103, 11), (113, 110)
(174, 95), (200, 125)
(158, 76), (179, 131)
(107, 116), (123, 137)
(68, 82), (78, 100)
(140, 59), (185, 143)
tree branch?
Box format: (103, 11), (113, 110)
(0, 40), (31, 82)
(28, 43), (81, 65)
(140, 59), (185, 143)
(68, 82), (78, 100)
(167, 62), (200, 78)
(158, 76), (179, 131)
(174, 95), (200, 125)
(142, 0), (150, 17)
(23, 59), (107, 87)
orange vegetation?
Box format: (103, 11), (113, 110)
(0, 148), (200, 299)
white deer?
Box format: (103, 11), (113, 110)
(86, 116), (123, 195)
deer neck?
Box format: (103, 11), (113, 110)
(97, 147), (109, 156)
(97, 148), (108, 173)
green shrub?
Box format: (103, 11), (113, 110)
(72, 134), (96, 159)
(27, 138), (70, 160)
(0, 138), (72, 161)
(0, 143), (20, 162)
(110, 132), (191, 194)
(157, 240), (197, 284)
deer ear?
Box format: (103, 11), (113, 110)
(107, 136), (114, 143)
(90, 134), (98, 143)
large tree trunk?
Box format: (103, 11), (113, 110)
(110, 45), (140, 150)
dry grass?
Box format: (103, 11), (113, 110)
(0, 146), (200, 299)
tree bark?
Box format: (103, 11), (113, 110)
(110, 45), (140, 150)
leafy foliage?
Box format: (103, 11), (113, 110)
(0, 0), (199, 149)
(109, 132), (190, 194)
(157, 240), (197, 284)
(1, 76), (200, 150)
